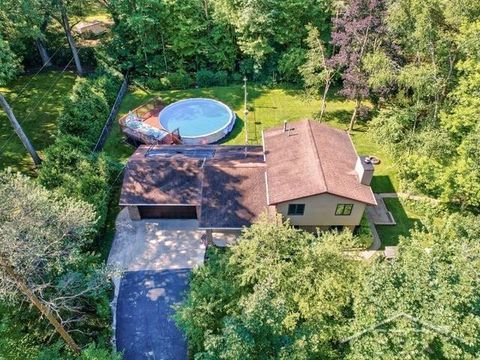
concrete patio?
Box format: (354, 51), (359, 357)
(108, 208), (206, 272)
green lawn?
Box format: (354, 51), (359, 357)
(376, 197), (423, 248)
(105, 84), (398, 192)
(0, 71), (77, 173)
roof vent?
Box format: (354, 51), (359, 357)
(283, 120), (288, 133)
(355, 156), (375, 185)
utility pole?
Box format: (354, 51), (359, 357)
(243, 76), (248, 145)
(0, 93), (42, 166)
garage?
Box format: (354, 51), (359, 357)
(138, 205), (197, 219)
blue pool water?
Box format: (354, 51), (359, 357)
(158, 98), (235, 144)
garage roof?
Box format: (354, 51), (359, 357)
(120, 157), (203, 206)
(199, 163), (268, 229)
(120, 145), (269, 228)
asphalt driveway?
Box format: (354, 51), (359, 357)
(116, 270), (190, 360)
(108, 209), (206, 360)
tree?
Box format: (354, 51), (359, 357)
(331, 0), (388, 131)
(0, 36), (42, 166)
(0, 171), (104, 353)
(299, 24), (336, 120)
(176, 220), (362, 358)
(347, 213), (480, 359)
(38, 135), (114, 230)
(214, 0), (333, 80)
(43, 0), (91, 76)
(105, 0), (237, 75)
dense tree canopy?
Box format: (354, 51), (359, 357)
(176, 221), (363, 359)
(0, 171), (113, 355)
(178, 214), (480, 359)
(104, 0), (334, 81)
(0, 36), (21, 86)
(347, 213), (480, 359)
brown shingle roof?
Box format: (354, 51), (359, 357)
(120, 158), (203, 206)
(199, 164), (267, 229)
(120, 145), (268, 228)
(263, 120), (376, 205)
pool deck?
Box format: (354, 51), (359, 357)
(141, 105), (164, 129)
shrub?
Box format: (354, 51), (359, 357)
(57, 78), (110, 146)
(163, 71), (192, 89)
(214, 70), (228, 86)
(38, 135), (91, 188)
(398, 154), (443, 197)
(231, 72), (244, 83)
(92, 71), (123, 107)
(196, 69), (216, 87)
(278, 47), (305, 83)
(144, 77), (164, 91)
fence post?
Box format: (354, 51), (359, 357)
(93, 72), (129, 152)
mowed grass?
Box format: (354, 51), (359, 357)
(0, 71), (77, 173)
(376, 197), (423, 248)
(105, 84), (399, 192)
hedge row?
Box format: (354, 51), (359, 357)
(139, 69), (244, 91)
(39, 68), (123, 234)
(57, 68), (122, 147)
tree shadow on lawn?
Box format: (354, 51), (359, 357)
(319, 109), (353, 128)
(0, 71), (77, 173)
(376, 197), (424, 249)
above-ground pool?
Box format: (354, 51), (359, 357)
(158, 98), (236, 145)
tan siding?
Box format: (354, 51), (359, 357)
(276, 193), (366, 227)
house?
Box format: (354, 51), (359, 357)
(120, 119), (377, 236)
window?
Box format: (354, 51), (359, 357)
(288, 204), (305, 216)
(335, 204), (354, 216)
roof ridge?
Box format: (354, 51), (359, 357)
(306, 120), (328, 192)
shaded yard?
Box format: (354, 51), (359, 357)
(376, 197), (423, 248)
(0, 71), (77, 173)
(104, 84), (398, 193)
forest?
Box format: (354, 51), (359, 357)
(0, 0), (479, 359)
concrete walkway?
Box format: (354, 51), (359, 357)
(378, 192), (439, 203)
(108, 209), (206, 360)
(360, 211), (382, 260)
(365, 194), (396, 225)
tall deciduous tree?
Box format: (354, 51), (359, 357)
(45, 0), (90, 76)
(300, 24), (336, 120)
(0, 171), (103, 353)
(0, 0), (54, 67)
(331, 0), (388, 131)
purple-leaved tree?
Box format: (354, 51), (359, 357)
(330, 0), (388, 131)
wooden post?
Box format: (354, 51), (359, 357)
(0, 253), (81, 354)
(0, 93), (42, 166)
(243, 76), (248, 144)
